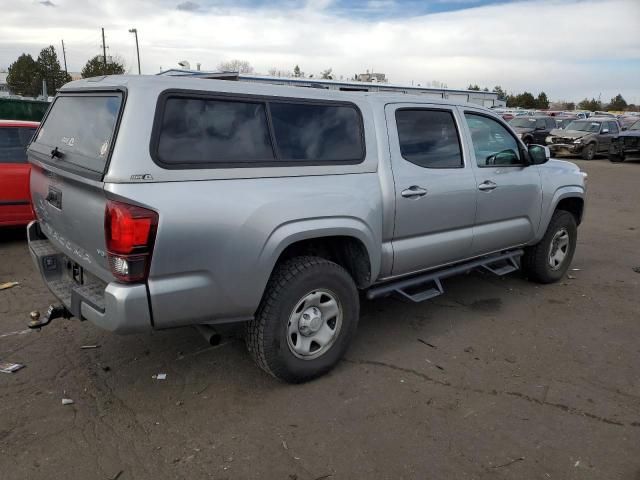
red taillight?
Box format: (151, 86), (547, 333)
(105, 200), (158, 282)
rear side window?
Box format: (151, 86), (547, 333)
(156, 98), (275, 165)
(0, 127), (36, 163)
(395, 109), (463, 168)
(269, 103), (364, 162)
(34, 94), (122, 173)
(152, 93), (365, 168)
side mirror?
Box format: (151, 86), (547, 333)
(487, 149), (519, 166)
(528, 144), (550, 165)
(601, 128), (609, 134)
(622, 126), (628, 131)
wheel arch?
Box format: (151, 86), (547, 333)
(258, 218), (380, 292)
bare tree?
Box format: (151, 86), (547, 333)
(217, 59), (254, 73)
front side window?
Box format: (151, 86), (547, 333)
(465, 113), (522, 167)
(395, 109), (463, 168)
(0, 127), (36, 163)
(269, 102), (364, 162)
(157, 97), (275, 165)
(607, 122), (619, 134)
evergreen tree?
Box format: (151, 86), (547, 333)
(6, 53), (40, 97)
(36, 45), (71, 96)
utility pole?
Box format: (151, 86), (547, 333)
(129, 28), (141, 74)
(101, 27), (107, 69)
(61, 40), (68, 74)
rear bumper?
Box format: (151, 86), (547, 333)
(27, 221), (152, 334)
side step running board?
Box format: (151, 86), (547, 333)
(367, 249), (524, 303)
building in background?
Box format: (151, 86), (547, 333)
(357, 72), (387, 83)
(0, 72), (11, 97)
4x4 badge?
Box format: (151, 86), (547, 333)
(130, 174), (153, 181)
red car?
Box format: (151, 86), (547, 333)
(0, 120), (39, 226)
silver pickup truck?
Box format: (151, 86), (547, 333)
(26, 76), (586, 382)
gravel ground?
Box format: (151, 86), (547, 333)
(1, 158), (639, 480)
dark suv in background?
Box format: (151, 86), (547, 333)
(509, 116), (556, 146)
(609, 119), (640, 163)
(546, 117), (621, 160)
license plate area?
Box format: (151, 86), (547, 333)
(66, 260), (84, 285)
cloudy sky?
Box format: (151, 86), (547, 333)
(1, 0), (639, 102)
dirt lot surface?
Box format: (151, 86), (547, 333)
(1, 159), (639, 480)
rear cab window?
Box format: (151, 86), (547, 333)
(151, 91), (365, 168)
(395, 109), (463, 169)
(30, 92), (123, 176)
(0, 127), (37, 163)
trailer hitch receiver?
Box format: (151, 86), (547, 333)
(28, 305), (72, 329)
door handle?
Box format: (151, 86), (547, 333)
(478, 180), (497, 192)
(401, 186), (428, 198)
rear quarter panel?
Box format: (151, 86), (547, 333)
(105, 174), (383, 328)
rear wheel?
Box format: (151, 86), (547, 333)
(522, 210), (577, 284)
(582, 143), (596, 160)
(609, 153), (625, 163)
(246, 256), (359, 383)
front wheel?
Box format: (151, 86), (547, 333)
(582, 143), (596, 160)
(246, 256), (359, 383)
(609, 153), (625, 163)
(522, 210), (577, 284)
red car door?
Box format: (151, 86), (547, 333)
(0, 123), (38, 226)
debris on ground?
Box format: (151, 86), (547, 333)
(571, 268), (581, 271)
(0, 281), (19, 290)
(418, 338), (437, 348)
(633, 267), (640, 274)
(491, 457), (525, 469)
(0, 361), (25, 373)
(110, 470), (124, 480)
(80, 345), (100, 349)
(567, 275), (577, 279)
(152, 373), (167, 380)
(0, 329), (31, 339)
(61, 398), (74, 405)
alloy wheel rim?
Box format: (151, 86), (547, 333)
(287, 289), (343, 360)
(548, 228), (570, 270)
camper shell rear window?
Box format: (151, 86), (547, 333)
(30, 92), (123, 175)
(150, 90), (366, 169)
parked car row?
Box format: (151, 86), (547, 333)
(508, 115), (640, 162)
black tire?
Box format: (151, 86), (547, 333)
(609, 153), (625, 163)
(246, 256), (359, 383)
(582, 143), (596, 160)
(522, 210), (577, 284)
